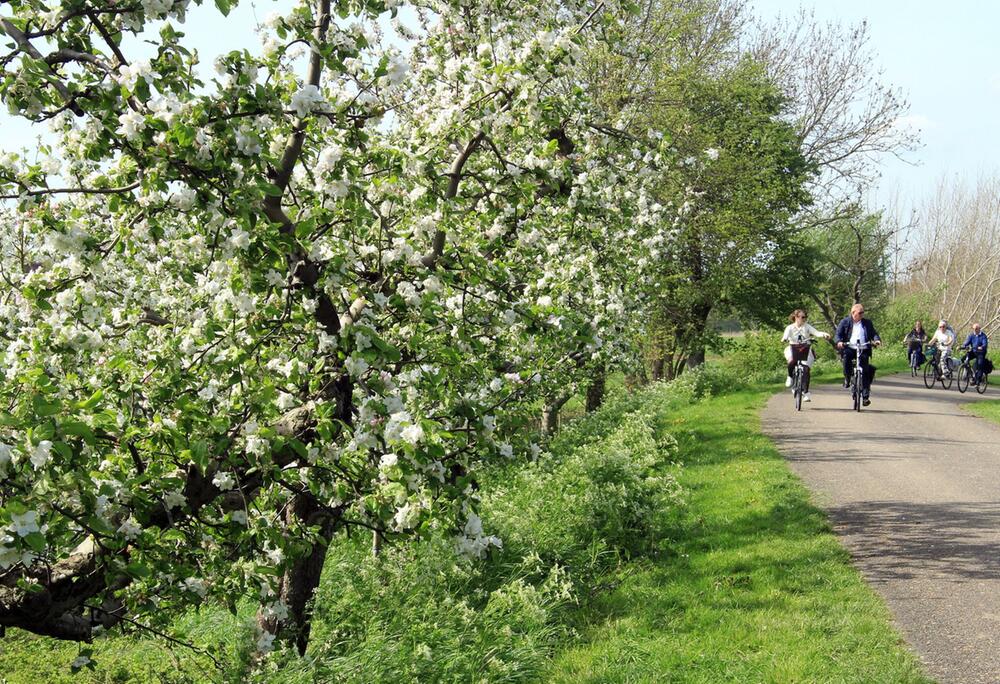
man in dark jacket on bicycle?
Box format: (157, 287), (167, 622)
(835, 303), (882, 405)
(961, 323), (989, 385)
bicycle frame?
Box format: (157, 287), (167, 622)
(847, 341), (871, 411)
(791, 341), (812, 411)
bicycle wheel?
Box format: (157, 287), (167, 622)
(923, 361), (936, 389)
(957, 364), (970, 393)
(941, 360), (954, 390)
(977, 373), (989, 394)
(852, 373), (861, 411)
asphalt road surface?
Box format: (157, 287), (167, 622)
(762, 372), (1000, 684)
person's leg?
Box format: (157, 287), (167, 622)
(842, 348), (853, 386)
(861, 350), (874, 397)
(803, 365), (811, 392)
(976, 351), (986, 383)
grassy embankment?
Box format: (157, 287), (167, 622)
(0, 351), (925, 683)
(545, 377), (928, 683)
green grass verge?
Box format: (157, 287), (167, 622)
(962, 399), (1000, 425)
(544, 386), (931, 683)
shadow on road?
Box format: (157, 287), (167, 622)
(826, 500), (1000, 584)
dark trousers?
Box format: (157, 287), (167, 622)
(787, 345), (811, 392)
(842, 348), (874, 396)
(971, 350), (987, 382)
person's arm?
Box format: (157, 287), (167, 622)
(834, 319), (846, 345)
(869, 321), (881, 345)
(781, 325), (791, 343)
(806, 323), (830, 339)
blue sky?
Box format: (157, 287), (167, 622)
(752, 0), (1000, 207)
(2, 1), (997, 210)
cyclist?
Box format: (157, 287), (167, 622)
(781, 309), (831, 402)
(961, 323), (989, 385)
(835, 303), (881, 406)
(927, 320), (956, 376)
(904, 320), (928, 367)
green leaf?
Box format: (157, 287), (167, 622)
(23, 532), (47, 552)
(261, 182), (283, 197)
(61, 420), (95, 444)
(32, 395), (61, 417)
(5, 500), (29, 516)
(78, 389), (104, 410)
(126, 562), (152, 578)
(214, 0), (231, 16)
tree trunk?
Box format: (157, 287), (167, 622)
(684, 303), (713, 369)
(542, 393), (571, 435)
(685, 347), (706, 369)
(257, 492), (338, 656)
(651, 357), (665, 381)
(585, 366), (606, 413)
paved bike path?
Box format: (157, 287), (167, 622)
(761, 373), (1000, 684)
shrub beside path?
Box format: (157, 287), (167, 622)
(762, 372), (1000, 684)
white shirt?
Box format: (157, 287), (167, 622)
(849, 320), (867, 346)
(930, 328), (954, 347)
(782, 322), (826, 344)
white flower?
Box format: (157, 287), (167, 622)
(71, 655), (91, 670)
(276, 392), (296, 410)
(197, 383), (217, 402)
(379, 453), (398, 468)
(498, 443), (513, 458)
(289, 85), (327, 117)
(344, 355), (369, 377)
(536, 295), (553, 307)
(30, 440), (52, 470)
(117, 110), (145, 141)
(245, 435), (269, 456)
(704, 147), (720, 161)
(386, 54), (409, 86)
(231, 510), (248, 525)
(256, 630), (276, 654)
(163, 489), (186, 510)
(400, 423), (424, 445)
(182, 576), (208, 597)
(11, 511), (40, 537)
(261, 600), (288, 620)
(212, 471), (235, 491)
(229, 228), (251, 250)
(464, 513), (483, 538)
(393, 502), (419, 530)
(118, 518), (142, 540)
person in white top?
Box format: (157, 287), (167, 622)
(928, 319), (956, 373)
(781, 309), (831, 402)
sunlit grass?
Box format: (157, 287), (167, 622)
(544, 387), (931, 683)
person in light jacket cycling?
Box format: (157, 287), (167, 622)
(781, 309), (831, 403)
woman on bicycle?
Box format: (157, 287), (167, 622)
(928, 320), (956, 373)
(904, 321), (928, 366)
(781, 309), (831, 402)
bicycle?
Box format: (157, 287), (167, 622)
(906, 343), (922, 377)
(956, 351), (990, 394)
(790, 341), (812, 411)
(846, 341), (873, 411)
(923, 345), (954, 390)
